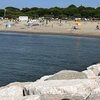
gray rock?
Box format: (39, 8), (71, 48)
(46, 70), (87, 80)
(83, 63), (100, 79)
(22, 95), (41, 100)
(87, 87), (100, 100)
(87, 63), (100, 76)
(25, 79), (98, 100)
(41, 94), (84, 100)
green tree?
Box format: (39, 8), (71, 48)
(0, 9), (4, 17)
(5, 7), (21, 18)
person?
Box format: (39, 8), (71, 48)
(96, 25), (99, 30)
(5, 24), (8, 28)
(73, 26), (78, 30)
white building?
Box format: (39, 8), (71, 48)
(19, 16), (28, 21)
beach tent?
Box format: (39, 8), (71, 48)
(4, 22), (14, 28)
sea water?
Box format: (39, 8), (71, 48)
(0, 32), (100, 86)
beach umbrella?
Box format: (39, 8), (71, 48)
(75, 22), (81, 26)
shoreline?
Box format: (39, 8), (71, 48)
(0, 30), (100, 38)
(0, 20), (100, 38)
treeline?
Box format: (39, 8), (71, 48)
(0, 4), (100, 19)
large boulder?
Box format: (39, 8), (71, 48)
(87, 87), (100, 100)
(22, 95), (41, 100)
(41, 94), (83, 100)
(0, 82), (24, 100)
(83, 63), (100, 78)
(45, 70), (87, 80)
(87, 63), (100, 76)
(0, 82), (34, 100)
(82, 69), (96, 79)
(25, 79), (98, 99)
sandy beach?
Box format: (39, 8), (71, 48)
(0, 20), (100, 37)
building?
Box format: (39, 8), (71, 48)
(19, 16), (28, 21)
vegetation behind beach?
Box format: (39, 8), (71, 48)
(0, 4), (100, 19)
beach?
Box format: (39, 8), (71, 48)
(0, 20), (100, 37)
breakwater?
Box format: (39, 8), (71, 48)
(0, 63), (100, 100)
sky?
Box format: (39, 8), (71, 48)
(0, 0), (100, 9)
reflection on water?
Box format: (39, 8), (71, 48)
(75, 38), (81, 62)
(0, 32), (100, 86)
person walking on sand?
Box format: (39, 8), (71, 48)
(96, 25), (99, 30)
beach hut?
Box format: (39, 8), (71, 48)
(19, 16), (28, 21)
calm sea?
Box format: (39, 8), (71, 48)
(0, 32), (100, 86)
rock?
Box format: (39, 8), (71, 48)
(0, 82), (24, 100)
(82, 69), (96, 79)
(87, 87), (100, 100)
(22, 95), (41, 100)
(38, 75), (54, 81)
(25, 79), (98, 99)
(41, 94), (84, 100)
(0, 82), (34, 100)
(87, 63), (100, 76)
(46, 70), (87, 80)
(83, 63), (100, 78)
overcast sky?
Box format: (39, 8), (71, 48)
(0, 0), (100, 8)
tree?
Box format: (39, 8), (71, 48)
(64, 5), (78, 18)
(5, 7), (21, 18)
(0, 9), (4, 17)
(1, 5), (100, 19)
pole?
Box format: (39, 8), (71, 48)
(4, 9), (6, 18)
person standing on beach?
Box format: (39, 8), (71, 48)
(96, 25), (99, 30)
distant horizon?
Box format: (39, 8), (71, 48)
(0, 0), (100, 9)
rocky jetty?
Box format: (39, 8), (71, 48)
(0, 63), (100, 100)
